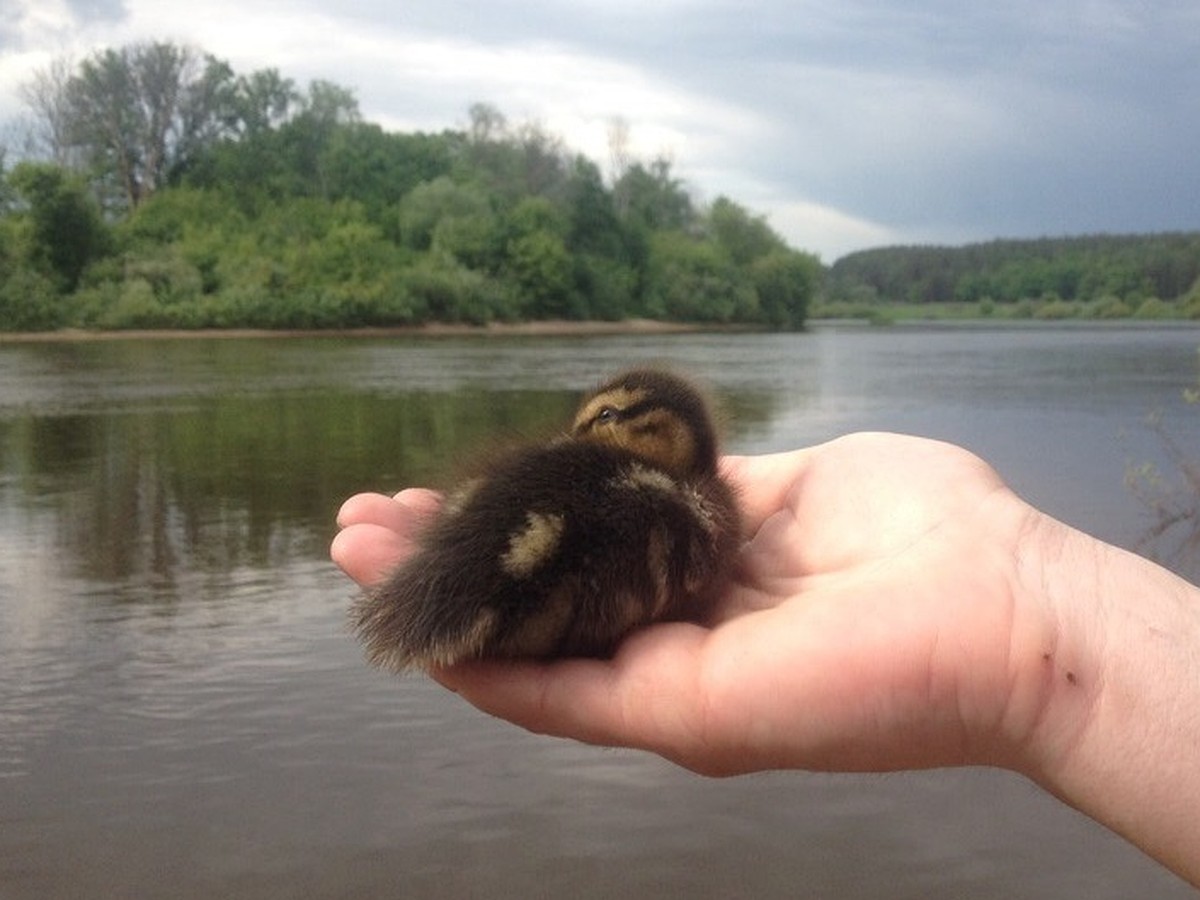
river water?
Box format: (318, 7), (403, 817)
(1, 324), (1197, 898)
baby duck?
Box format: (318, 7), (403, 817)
(351, 368), (741, 672)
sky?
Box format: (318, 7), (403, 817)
(1, 0), (1198, 261)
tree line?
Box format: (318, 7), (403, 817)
(0, 41), (820, 331)
(826, 233), (1200, 318)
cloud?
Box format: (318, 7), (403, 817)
(1, 0), (1198, 259)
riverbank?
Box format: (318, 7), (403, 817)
(4, 314), (1199, 343)
(0, 318), (726, 343)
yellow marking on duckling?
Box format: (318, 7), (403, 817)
(646, 527), (672, 617)
(614, 462), (678, 495)
(423, 607), (499, 667)
(680, 484), (718, 532)
(636, 408), (697, 477)
(501, 512), (565, 578)
(573, 384), (702, 478)
(605, 409), (696, 478)
(441, 478), (483, 517)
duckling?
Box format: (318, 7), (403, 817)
(351, 368), (741, 672)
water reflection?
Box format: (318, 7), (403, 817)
(3, 364), (778, 590)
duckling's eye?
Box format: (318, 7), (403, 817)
(596, 406), (619, 424)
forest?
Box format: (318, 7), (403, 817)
(3, 41), (1198, 333)
(824, 233), (1200, 320)
(0, 41), (819, 332)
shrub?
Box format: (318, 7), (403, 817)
(1087, 295), (1133, 319)
(0, 268), (65, 330)
(1034, 299), (1078, 320)
(1133, 297), (1177, 320)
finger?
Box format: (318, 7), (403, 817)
(433, 624), (728, 772)
(720, 449), (812, 535)
(330, 522), (412, 587)
(336, 488), (442, 532)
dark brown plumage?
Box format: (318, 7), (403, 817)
(351, 368), (741, 672)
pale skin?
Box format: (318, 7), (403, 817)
(331, 432), (1200, 886)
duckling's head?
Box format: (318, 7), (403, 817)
(571, 368), (721, 480)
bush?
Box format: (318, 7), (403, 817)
(0, 268), (66, 330)
(124, 253), (205, 306)
(98, 279), (170, 329)
(1133, 297), (1177, 320)
(1034, 298), (1078, 320)
(573, 254), (637, 321)
(1086, 295), (1133, 319)
(400, 255), (511, 324)
(750, 249), (819, 328)
(644, 231), (757, 323)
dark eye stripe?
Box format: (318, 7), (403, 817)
(618, 399), (657, 419)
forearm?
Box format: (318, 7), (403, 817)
(1017, 513), (1200, 885)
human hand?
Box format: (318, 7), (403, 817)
(334, 431), (1200, 883)
(333, 432), (1052, 776)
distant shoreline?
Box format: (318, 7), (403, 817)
(0, 318), (727, 343)
(2, 316), (1196, 343)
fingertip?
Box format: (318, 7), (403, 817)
(330, 522), (410, 587)
(392, 487), (443, 515)
(335, 492), (394, 528)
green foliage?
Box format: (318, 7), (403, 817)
(507, 229), (577, 318)
(828, 233), (1200, 313)
(614, 159), (693, 231)
(709, 197), (785, 265)
(0, 267), (65, 330)
(1033, 297), (1078, 320)
(4, 39), (820, 332)
(750, 249), (821, 329)
(8, 161), (110, 291)
(397, 176), (495, 261)
(1087, 295), (1133, 319)
(1183, 277), (1200, 319)
(1132, 297), (1177, 320)
(401, 253), (508, 325)
(645, 230), (758, 323)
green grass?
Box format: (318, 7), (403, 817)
(809, 297), (1200, 324)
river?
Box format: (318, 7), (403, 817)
(1, 324), (1197, 897)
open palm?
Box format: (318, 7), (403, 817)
(333, 432), (1042, 776)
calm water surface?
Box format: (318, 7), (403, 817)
(2, 325), (1198, 898)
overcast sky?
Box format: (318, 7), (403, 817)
(2, 0), (1198, 260)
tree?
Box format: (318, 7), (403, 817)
(606, 116), (632, 187)
(645, 230), (756, 322)
(21, 43), (260, 211)
(320, 124), (453, 218)
(615, 157), (693, 232)
(17, 55), (78, 167)
(47, 42), (238, 210)
(751, 249), (821, 329)
(397, 176), (493, 254)
(565, 156), (627, 259)
(507, 229), (576, 318)
(65, 43), (191, 207)
(276, 80), (361, 198)
(707, 196), (784, 265)
(230, 68), (298, 138)
(8, 161), (110, 291)
(467, 102), (507, 144)
(503, 197), (575, 317)
(173, 55), (239, 167)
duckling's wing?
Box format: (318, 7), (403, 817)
(540, 459), (741, 656)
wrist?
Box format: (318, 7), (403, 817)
(1005, 508), (1200, 885)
